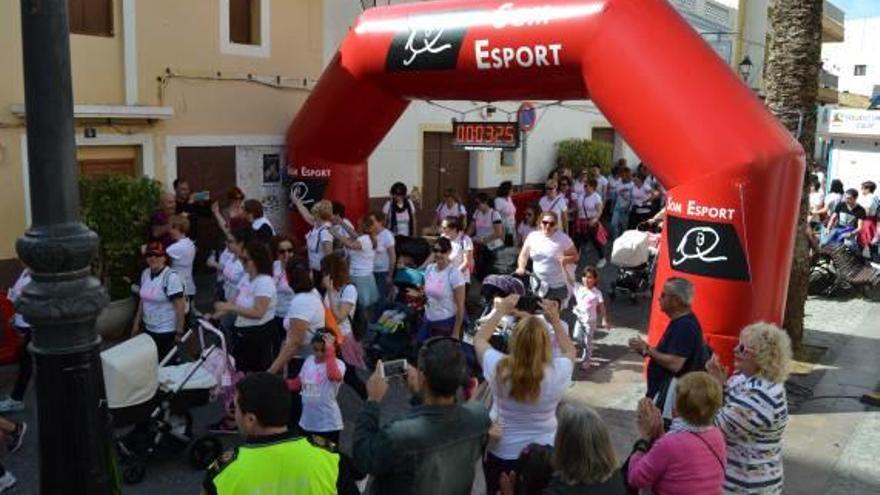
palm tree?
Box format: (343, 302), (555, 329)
(762, 0), (824, 348)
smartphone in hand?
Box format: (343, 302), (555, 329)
(379, 359), (409, 378)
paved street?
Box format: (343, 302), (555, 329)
(1, 286), (878, 494)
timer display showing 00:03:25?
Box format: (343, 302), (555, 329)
(453, 123), (519, 148)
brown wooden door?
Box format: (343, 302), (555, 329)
(421, 132), (471, 229)
(591, 127), (615, 145)
(176, 147), (237, 271)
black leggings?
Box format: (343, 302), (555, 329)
(343, 364), (367, 400)
(231, 322), (276, 373)
(145, 330), (176, 362)
(11, 329), (32, 402)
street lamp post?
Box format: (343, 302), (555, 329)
(16, 0), (118, 493)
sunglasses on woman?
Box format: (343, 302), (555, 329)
(734, 343), (751, 355)
(432, 248), (449, 254)
(542, 220), (556, 227)
(278, 248), (294, 254)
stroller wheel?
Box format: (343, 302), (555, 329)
(189, 435), (224, 470)
(122, 461), (146, 485)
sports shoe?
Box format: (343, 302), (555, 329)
(861, 392), (880, 407)
(0, 398), (24, 413)
(207, 417), (238, 435)
(0, 472), (16, 492)
(6, 422), (26, 454)
(597, 259), (607, 269)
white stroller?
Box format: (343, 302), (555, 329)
(101, 319), (237, 484)
(609, 228), (662, 302)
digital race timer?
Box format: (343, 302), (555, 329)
(451, 122), (520, 150)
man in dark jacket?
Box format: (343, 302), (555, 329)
(353, 337), (490, 495)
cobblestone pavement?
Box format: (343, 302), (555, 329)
(1, 284), (878, 494)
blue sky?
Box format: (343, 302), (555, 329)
(832, 0), (880, 19)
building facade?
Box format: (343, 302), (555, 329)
(822, 16), (880, 100)
(0, 0), (324, 281)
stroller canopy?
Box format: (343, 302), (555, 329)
(101, 334), (158, 409)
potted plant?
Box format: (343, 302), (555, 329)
(80, 175), (162, 339)
(555, 138), (614, 175)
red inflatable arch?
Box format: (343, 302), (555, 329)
(286, 0), (805, 367)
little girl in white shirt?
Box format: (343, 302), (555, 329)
(287, 329), (345, 444)
(572, 266), (609, 371)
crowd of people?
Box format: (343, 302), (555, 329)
(1, 163), (804, 494)
(811, 173), (880, 262)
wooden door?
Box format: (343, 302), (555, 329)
(421, 132), (471, 229)
(176, 147), (237, 271)
(592, 127), (615, 145)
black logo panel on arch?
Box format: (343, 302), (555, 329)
(386, 24), (467, 72)
(666, 215), (750, 281)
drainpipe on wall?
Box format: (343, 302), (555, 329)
(733, 0), (747, 71)
(123, 0), (138, 105)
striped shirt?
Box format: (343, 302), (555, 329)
(714, 373), (788, 494)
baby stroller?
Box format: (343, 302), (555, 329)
(363, 267), (425, 366)
(102, 319), (235, 484)
(609, 226), (661, 303)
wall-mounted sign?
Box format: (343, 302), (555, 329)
(452, 121), (520, 150)
(827, 109), (880, 137)
(262, 154), (281, 184)
(666, 214), (750, 281)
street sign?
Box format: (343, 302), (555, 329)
(518, 102), (537, 132)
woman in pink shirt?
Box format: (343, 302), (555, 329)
(626, 372), (726, 495)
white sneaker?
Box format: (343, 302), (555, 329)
(0, 472), (16, 492)
(0, 398), (24, 413)
(597, 259), (607, 269)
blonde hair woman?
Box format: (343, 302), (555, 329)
(474, 294), (577, 495)
(302, 199), (335, 280)
(706, 322), (792, 494)
(544, 403), (626, 493)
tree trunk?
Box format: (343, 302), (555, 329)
(763, 0), (824, 348)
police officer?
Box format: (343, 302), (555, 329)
(202, 372), (341, 495)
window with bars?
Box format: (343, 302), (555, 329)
(854, 65), (867, 77)
(68, 0), (113, 37)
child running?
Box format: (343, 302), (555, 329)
(286, 329), (345, 444)
(572, 266), (609, 371)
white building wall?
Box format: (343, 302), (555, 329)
(822, 17), (880, 98)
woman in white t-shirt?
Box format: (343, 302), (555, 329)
(166, 214), (197, 298)
(303, 200), (335, 281)
(539, 179), (569, 233)
(132, 242), (186, 359)
(628, 173), (657, 229)
(1, 268), (33, 413)
(382, 182), (418, 237)
(370, 211), (397, 306)
(517, 208), (538, 247)
(212, 242), (277, 373)
(572, 266), (609, 371)
(433, 188), (468, 234)
(473, 295), (576, 495)
(468, 193), (505, 279)
(271, 235), (296, 353)
(494, 181), (517, 246)
(269, 260), (325, 376)
(330, 216), (380, 316)
(574, 178), (608, 268)
(219, 228), (249, 303)
(321, 254), (368, 400)
(287, 330), (345, 444)
(412, 237), (467, 342)
(807, 175), (826, 229)
(516, 211), (579, 303)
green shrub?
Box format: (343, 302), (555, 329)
(80, 175), (162, 300)
(555, 138), (614, 176)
